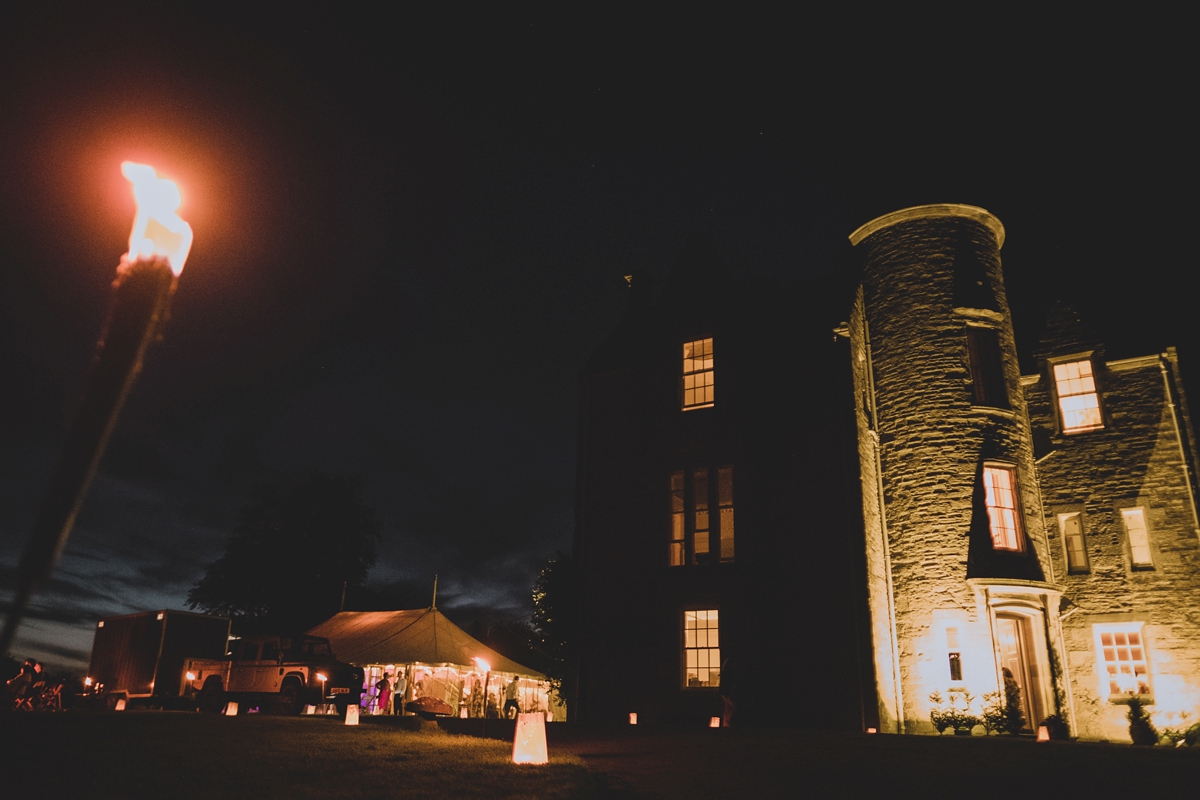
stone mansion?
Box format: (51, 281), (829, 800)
(571, 204), (1200, 741)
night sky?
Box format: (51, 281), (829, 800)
(1, 5), (1192, 674)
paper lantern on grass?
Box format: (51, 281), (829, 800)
(628, 713), (637, 725)
(304, 704), (316, 715)
(114, 698), (126, 711)
(345, 704), (360, 725)
(1037, 726), (1050, 742)
(709, 716), (721, 728)
(512, 713), (548, 765)
(223, 701), (238, 716)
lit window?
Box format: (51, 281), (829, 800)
(1053, 359), (1103, 433)
(669, 471), (685, 567)
(693, 468), (709, 564)
(965, 326), (1008, 408)
(1059, 513), (1089, 573)
(682, 338), (714, 410)
(983, 464), (1023, 551)
(683, 610), (720, 688)
(717, 466), (734, 562)
(1095, 624), (1150, 698)
(947, 627), (963, 681)
(1122, 508), (1153, 568)
(668, 467), (734, 566)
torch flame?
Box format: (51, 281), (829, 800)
(121, 162), (193, 275)
(473, 657), (491, 673)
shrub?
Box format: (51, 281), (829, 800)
(1183, 722), (1200, 747)
(1002, 672), (1026, 735)
(981, 692), (1006, 734)
(1039, 714), (1069, 740)
(1126, 697), (1159, 746)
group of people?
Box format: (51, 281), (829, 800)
(6, 658), (59, 711)
(370, 671), (407, 715)
(369, 669), (525, 718)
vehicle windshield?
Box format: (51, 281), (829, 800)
(282, 637), (332, 659)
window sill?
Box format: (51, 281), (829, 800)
(972, 405), (1015, 418)
(954, 307), (1004, 323)
(1060, 426), (1105, 436)
(1108, 695), (1154, 706)
(682, 404), (714, 412)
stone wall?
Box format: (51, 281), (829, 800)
(1025, 349), (1200, 739)
(851, 205), (1059, 733)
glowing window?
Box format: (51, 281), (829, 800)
(683, 610), (720, 688)
(682, 338), (714, 410)
(1059, 513), (1089, 573)
(1053, 359), (1103, 433)
(669, 471), (685, 566)
(983, 464), (1023, 551)
(965, 326), (1008, 408)
(693, 468), (709, 564)
(1095, 624), (1150, 698)
(668, 467), (734, 566)
(717, 466), (734, 563)
(1122, 508), (1153, 568)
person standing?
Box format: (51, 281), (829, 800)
(375, 673), (392, 715)
(503, 677), (520, 719)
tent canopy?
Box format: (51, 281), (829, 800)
(308, 608), (543, 678)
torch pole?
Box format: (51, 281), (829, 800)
(0, 257), (177, 657)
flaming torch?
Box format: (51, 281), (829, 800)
(0, 163), (193, 656)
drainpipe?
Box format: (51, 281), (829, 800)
(862, 314), (905, 734)
(1159, 359), (1200, 539)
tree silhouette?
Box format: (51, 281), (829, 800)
(188, 474), (379, 632)
(530, 551), (576, 704)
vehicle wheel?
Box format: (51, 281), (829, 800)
(197, 679), (224, 713)
(278, 681), (303, 715)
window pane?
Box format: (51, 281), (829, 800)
(983, 465), (1022, 551)
(1123, 508), (1152, 566)
(1054, 359), (1103, 433)
(682, 608), (720, 689)
(682, 339), (715, 409)
(1095, 624), (1150, 697)
(966, 327), (1008, 408)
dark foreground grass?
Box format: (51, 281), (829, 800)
(0, 711), (611, 799)
(4, 712), (1200, 798)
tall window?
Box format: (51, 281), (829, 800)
(1095, 624), (1150, 698)
(983, 464), (1024, 551)
(682, 338), (714, 410)
(1053, 359), (1103, 433)
(966, 326), (1008, 408)
(669, 472), (685, 566)
(668, 467), (734, 566)
(683, 610), (720, 688)
(1122, 508), (1153, 568)
(717, 466), (734, 562)
(1059, 512), (1089, 573)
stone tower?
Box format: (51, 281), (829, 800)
(845, 204), (1065, 734)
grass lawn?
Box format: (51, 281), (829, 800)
(0, 711), (611, 799)
(3, 712), (1199, 798)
